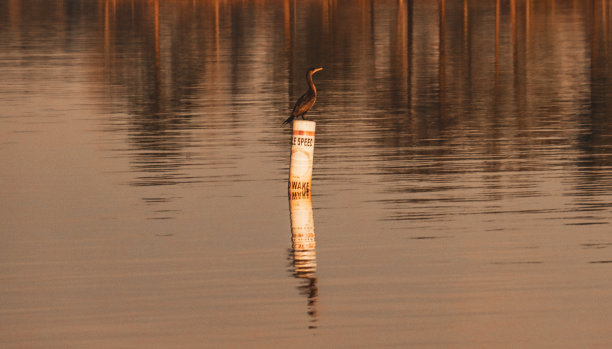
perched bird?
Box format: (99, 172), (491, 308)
(282, 67), (323, 126)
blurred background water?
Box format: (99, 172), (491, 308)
(1, 0), (612, 347)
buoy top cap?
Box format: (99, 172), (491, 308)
(292, 120), (316, 132)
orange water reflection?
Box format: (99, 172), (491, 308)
(288, 190), (318, 328)
(2, 0), (612, 347)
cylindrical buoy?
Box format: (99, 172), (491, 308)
(289, 120), (316, 195)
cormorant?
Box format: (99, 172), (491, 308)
(282, 67), (323, 126)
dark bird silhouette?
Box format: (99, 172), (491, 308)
(282, 67), (323, 126)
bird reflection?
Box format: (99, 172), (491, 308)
(287, 189), (318, 328)
(282, 67), (323, 126)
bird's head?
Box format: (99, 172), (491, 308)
(308, 67), (324, 75)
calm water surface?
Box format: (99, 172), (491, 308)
(2, 0), (612, 347)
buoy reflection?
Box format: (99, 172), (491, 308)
(288, 189), (318, 328)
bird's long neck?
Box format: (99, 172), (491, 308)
(307, 73), (317, 95)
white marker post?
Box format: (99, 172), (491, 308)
(288, 119), (316, 271)
(289, 120), (316, 195)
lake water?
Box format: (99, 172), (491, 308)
(2, 0), (612, 347)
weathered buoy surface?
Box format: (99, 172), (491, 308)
(289, 120), (315, 194)
(288, 119), (316, 272)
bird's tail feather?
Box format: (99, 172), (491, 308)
(281, 116), (294, 126)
